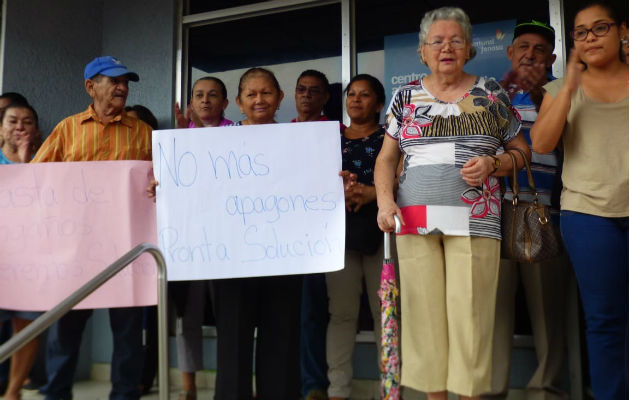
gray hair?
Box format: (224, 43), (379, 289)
(417, 7), (477, 65)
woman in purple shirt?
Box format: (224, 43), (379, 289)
(175, 76), (233, 129)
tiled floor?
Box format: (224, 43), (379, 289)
(8, 381), (215, 400)
(7, 382), (530, 400)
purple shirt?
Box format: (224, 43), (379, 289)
(187, 117), (233, 128)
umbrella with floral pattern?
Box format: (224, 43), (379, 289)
(379, 215), (401, 400)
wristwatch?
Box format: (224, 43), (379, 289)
(489, 155), (501, 174)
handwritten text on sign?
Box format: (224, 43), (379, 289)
(0, 161), (157, 311)
(152, 121), (345, 280)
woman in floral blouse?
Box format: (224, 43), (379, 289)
(374, 7), (530, 400)
(326, 74), (385, 400)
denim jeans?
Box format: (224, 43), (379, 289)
(561, 211), (629, 400)
(41, 307), (144, 400)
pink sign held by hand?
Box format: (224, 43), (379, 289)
(0, 160), (158, 311)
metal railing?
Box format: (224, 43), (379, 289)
(0, 243), (169, 400)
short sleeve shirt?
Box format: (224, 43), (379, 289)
(0, 150), (14, 164)
(341, 127), (385, 185)
(32, 105), (152, 162)
(503, 88), (561, 210)
(386, 76), (521, 239)
(544, 78), (629, 217)
(188, 117), (233, 128)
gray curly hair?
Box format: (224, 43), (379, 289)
(417, 7), (477, 65)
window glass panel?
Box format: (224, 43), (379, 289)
(355, 0), (551, 110)
(356, 0), (550, 53)
(187, 4), (342, 123)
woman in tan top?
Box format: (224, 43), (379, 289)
(530, 2), (628, 399)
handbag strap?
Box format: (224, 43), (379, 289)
(511, 148), (542, 203)
(505, 150), (520, 202)
(512, 148), (535, 190)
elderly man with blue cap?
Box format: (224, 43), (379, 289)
(33, 56), (152, 400)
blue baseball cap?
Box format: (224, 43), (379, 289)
(84, 56), (139, 81)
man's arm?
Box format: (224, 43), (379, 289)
(31, 122), (65, 163)
(501, 64), (547, 111)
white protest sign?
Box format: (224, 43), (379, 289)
(152, 121), (345, 280)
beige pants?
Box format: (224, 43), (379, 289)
(325, 245), (383, 398)
(397, 234), (500, 397)
(482, 253), (571, 400)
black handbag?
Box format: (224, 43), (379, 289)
(501, 149), (562, 263)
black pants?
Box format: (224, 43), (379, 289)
(213, 275), (302, 400)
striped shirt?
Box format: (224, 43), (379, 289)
(386, 77), (521, 240)
(503, 90), (560, 210)
(32, 105), (152, 162)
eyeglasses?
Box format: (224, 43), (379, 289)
(571, 22), (616, 41)
(296, 86), (324, 96)
(424, 39), (466, 50)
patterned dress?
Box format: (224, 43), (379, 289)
(385, 77), (521, 240)
(341, 126), (385, 185)
(341, 127), (385, 254)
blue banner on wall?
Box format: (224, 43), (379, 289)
(384, 19), (515, 108)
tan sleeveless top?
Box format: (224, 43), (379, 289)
(545, 78), (628, 217)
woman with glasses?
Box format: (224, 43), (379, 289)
(374, 6), (529, 400)
(531, 2), (628, 399)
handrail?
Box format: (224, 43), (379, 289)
(0, 243), (169, 400)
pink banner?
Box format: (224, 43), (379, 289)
(0, 161), (157, 310)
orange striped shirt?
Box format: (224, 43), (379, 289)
(32, 105), (152, 162)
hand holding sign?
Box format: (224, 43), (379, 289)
(152, 121), (345, 280)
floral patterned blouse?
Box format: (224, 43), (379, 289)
(341, 126), (385, 186)
(385, 76), (521, 240)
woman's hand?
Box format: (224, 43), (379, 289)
(174, 102), (190, 129)
(339, 170), (358, 191)
(346, 183), (376, 212)
(377, 199), (404, 232)
(339, 171), (376, 211)
(461, 156), (494, 186)
(374, 135), (403, 230)
(147, 179), (159, 202)
(563, 49), (584, 95)
(15, 134), (34, 163)
(339, 170), (359, 211)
